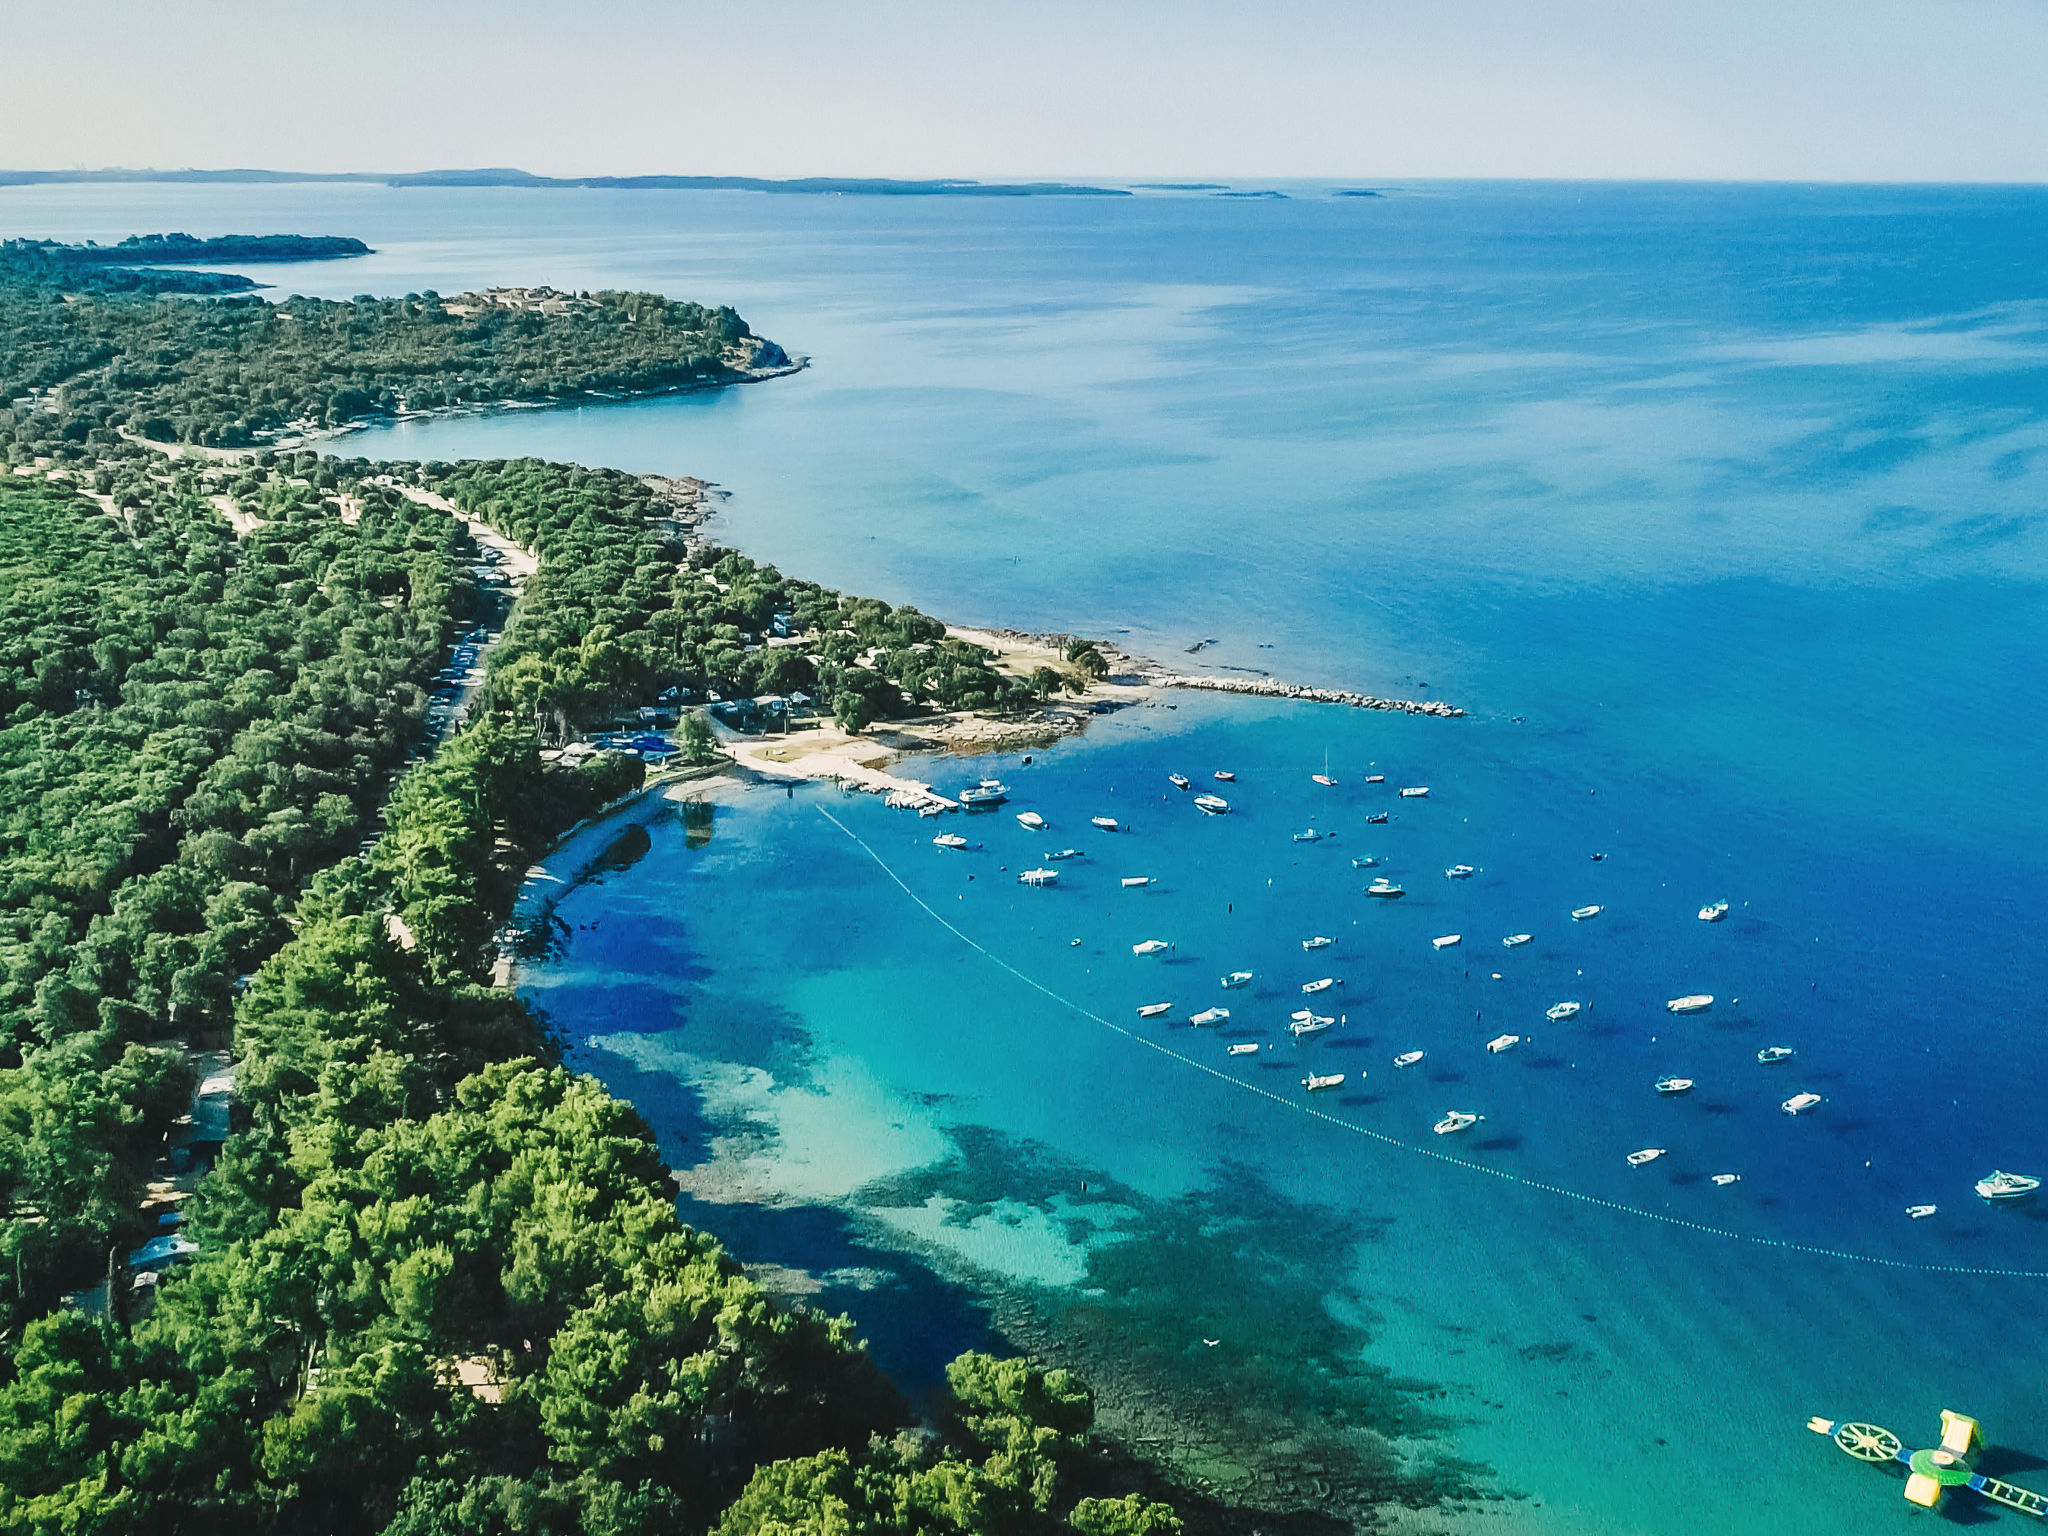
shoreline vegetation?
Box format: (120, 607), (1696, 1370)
(0, 230), (1458, 1535)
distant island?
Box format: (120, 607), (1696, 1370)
(1331, 188), (1385, 198)
(1129, 182), (1227, 191)
(0, 166), (1131, 197)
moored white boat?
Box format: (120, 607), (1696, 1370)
(1975, 1170), (2041, 1201)
(1301, 977), (1339, 994)
(1365, 774), (1385, 783)
(1710, 1173), (1741, 1186)
(1571, 904), (1603, 920)
(1350, 856), (1379, 868)
(1136, 1002), (1172, 1018)
(1131, 939), (1174, 956)
(1169, 773), (1191, 791)
(1393, 1050), (1426, 1069)
(1626, 1147), (1667, 1167)
(1756, 1045), (1794, 1064)
(1121, 876), (1154, 888)
(1091, 816), (1120, 831)
(1015, 811), (1046, 830)
(1193, 794), (1230, 814)
(1781, 1092), (1823, 1115)
(1399, 786), (1430, 798)
(1227, 1042), (1259, 1057)
(1654, 1076), (1695, 1095)
(1018, 867), (1059, 886)
(1502, 933), (1533, 948)
(1665, 994), (1714, 1014)
(1303, 1072), (1346, 1092)
(1301, 935), (1334, 951)
(1044, 847), (1082, 860)
(1365, 811), (1389, 824)
(1221, 970), (1253, 988)
(1445, 864), (1476, 880)
(959, 779), (1009, 807)
(1485, 1033), (1520, 1054)
(1190, 1007), (1230, 1027)
(1292, 829), (1322, 843)
(1365, 878), (1405, 898)
(1213, 770), (1235, 781)
(1433, 1111), (1482, 1135)
(1545, 1001), (1582, 1021)
(1698, 900), (1729, 922)
(1312, 773), (1338, 787)
(1289, 1012), (1335, 1037)
(933, 833), (969, 849)
(1431, 934), (1461, 950)
(1906, 1204), (1938, 1219)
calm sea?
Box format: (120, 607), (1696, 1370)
(11, 178), (2048, 1533)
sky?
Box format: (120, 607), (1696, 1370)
(9, 0), (2048, 183)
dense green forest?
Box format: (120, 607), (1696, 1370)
(0, 355), (1169, 1531)
(0, 234), (788, 449)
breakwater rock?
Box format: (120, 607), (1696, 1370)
(1153, 672), (1464, 718)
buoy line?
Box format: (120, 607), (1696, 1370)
(819, 806), (2048, 1281)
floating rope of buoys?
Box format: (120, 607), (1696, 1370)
(819, 805), (2048, 1281)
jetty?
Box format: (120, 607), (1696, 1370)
(1151, 672), (1463, 718)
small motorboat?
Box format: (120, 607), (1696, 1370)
(1293, 829), (1322, 843)
(1654, 1076), (1695, 1095)
(1365, 878), (1404, 898)
(1018, 867), (1060, 886)
(959, 779), (1010, 807)
(1350, 856), (1379, 869)
(1433, 1111), (1482, 1135)
(1445, 864), (1476, 880)
(1393, 1050), (1426, 1069)
(1545, 1001), (1582, 1022)
(1781, 1092), (1823, 1115)
(1303, 1072), (1346, 1092)
(1431, 934), (1462, 950)
(1756, 1045), (1794, 1064)
(1289, 1012), (1335, 1038)
(1301, 977), (1339, 994)
(1190, 1007), (1230, 1027)
(1044, 847), (1083, 861)
(1227, 1042), (1260, 1057)
(1571, 904), (1603, 921)
(1015, 810), (1046, 830)
(1906, 1204), (1938, 1219)
(1213, 770), (1236, 781)
(1312, 773), (1338, 787)
(1485, 1034), (1520, 1054)
(1665, 994), (1714, 1014)
(1502, 933), (1533, 948)
(1301, 935), (1335, 951)
(1365, 774), (1385, 783)
(1169, 773), (1191, 791)
(1132, 939), (1174, 956)
(1710, 1173), (1741, 1187)
(1193, 794), (1230, 815)
(1976, 1170), (2041, 1201)
(1221, 970), (1253, 989)
(1627, 1148), (1667, 1167)
(1121, 876), (1155, 888)
(1365, 811), (1390, 825)
(1589, 852), (1607, 861)
(1399, 786), (1430, 799)
(933, 833), (970, 849)
(1136, 1002), (1173, 1018)
(1698, 900), (1729, 922)
(1091, 816), (1121, 831)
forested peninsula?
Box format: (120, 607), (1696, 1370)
(0, 239), (1186, 1535)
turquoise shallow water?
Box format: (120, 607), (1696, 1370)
(11, 179), (2048, 1530)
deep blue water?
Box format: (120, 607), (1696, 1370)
(11, 179), (2048, 1532)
